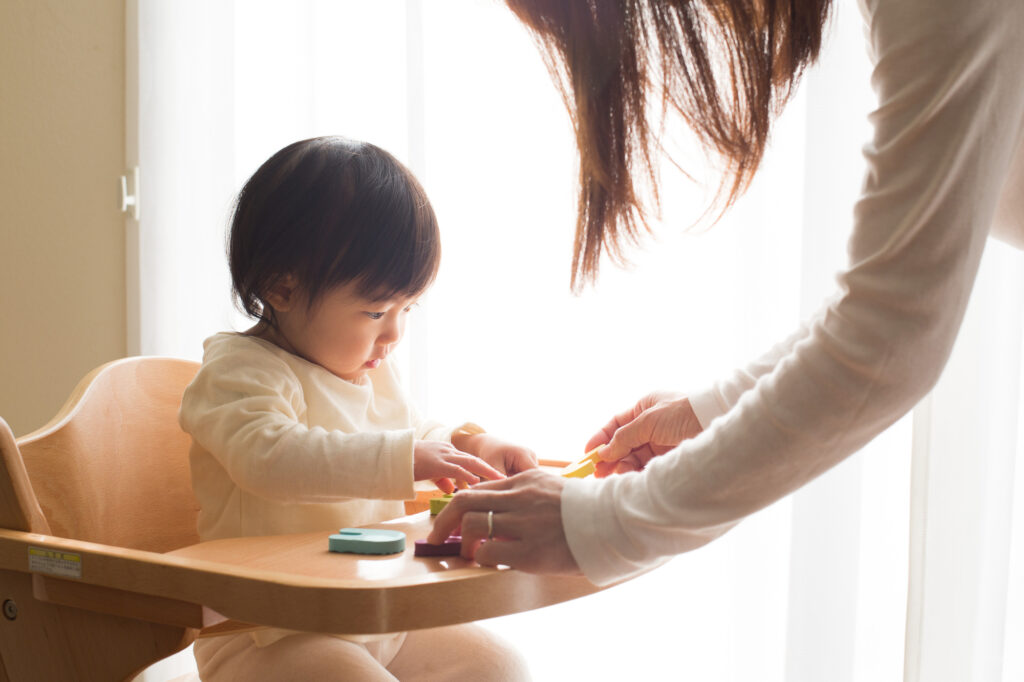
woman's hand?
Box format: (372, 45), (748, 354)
(586, 391), (703, 477)
(414, 440), (504, 494)
(426, 469), (581, 575)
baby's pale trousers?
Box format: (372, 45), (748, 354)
(193, 623), (531, 681)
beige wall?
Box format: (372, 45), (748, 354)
(1, 0), (126, 436)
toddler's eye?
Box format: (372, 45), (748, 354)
(365, 312), (385, 320)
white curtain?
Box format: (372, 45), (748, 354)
(132, 1), (1024, 680)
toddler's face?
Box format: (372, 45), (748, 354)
(272, 281), (418, 382)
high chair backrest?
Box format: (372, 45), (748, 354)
(15, 356), (201, 552)
(0, 357), (201, 682)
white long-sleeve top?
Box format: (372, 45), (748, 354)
(179, 332), (475, 542)
(563, 0), (1024, 586)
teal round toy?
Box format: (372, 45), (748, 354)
(328, 528), (407, 555)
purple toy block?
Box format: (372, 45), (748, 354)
(414, 536), (462, 557)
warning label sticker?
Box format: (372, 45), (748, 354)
(28, 547), (83, 579)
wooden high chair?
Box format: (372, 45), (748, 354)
(0, 357), (609, 681)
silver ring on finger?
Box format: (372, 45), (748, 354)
(487, 509), (494, 540)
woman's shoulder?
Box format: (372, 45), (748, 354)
(863, 0), (1023, 50)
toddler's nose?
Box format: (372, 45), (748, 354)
(379, 319), (402, 344)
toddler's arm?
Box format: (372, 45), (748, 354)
(406, 403), (537, 482)
(451, 431), (538, 476)
(181, 352), (415, 503)
(413, 439), (505, 493)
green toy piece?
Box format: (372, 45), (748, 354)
(430, 493), (455, 516)
(328, 528), (406, 555)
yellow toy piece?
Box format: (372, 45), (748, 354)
(561, 445), (605, 479)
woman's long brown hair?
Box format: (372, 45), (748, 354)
(504, 0), (832, 290)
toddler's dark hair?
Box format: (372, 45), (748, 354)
(228, 136), (441, 323)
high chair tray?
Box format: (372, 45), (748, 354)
(0, 509), (607, 637)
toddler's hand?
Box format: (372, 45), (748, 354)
(472, 435), (538, 476)
(414, 440), (505, 493)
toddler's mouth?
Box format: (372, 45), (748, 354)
(364, 358), (382, 369)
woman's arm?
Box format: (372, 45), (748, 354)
(584, 315), (821, 474)
(562, 0), (1024, 585)
(433, 0), (1024, 585)
(689, 314), (819, 427)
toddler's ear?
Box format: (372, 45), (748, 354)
(264, 274), (299, 312)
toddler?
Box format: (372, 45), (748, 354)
(179, 136), (533, 680)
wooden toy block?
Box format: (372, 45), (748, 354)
(414, 536), (462, 557)
(328, 528), (406, 555)
(430, 493), (455, 516)
(561, 445), (605, 478)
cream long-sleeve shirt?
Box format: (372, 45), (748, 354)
(179, 332), (475, 542)
(563, 0), (1024, 586)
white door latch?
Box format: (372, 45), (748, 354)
(120, 166), (140, 220)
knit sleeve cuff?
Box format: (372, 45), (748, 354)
(689, 386), (729, 430)
(562, 475), (654, 587)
